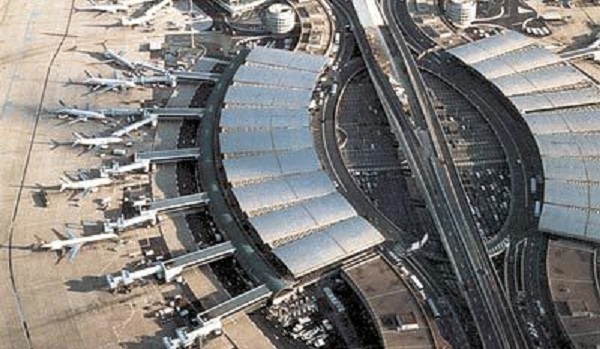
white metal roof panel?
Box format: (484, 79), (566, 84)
(522, 109), (600, 135)
(585, 161), (600, 182)
(510, 86), (600, 113)
(219, 129), (313, 154)
(220, 108), (309, 132)
(272, 232), (347, 277)
(448, 31), (534, 64)
(472, 47), (560, 79)
(222, 148), (321, 184)
(586, 212), (600, 240)
(272, 216), (384, 277)
(534, 133), (581, 158)
(225, 84), (312, 107)
(588, 185), (600, 209)
(492, 65), (587, 96)
(324, 216), (385, 254)
(544, 179), (588, 208)
(234, 65), (318, 90)
(542, 156), (587, 182)
(231, 171), (336, 214)
(250, 192), (358, 246)
(539, 204), (587, 238)
(245, 47), (328, 72)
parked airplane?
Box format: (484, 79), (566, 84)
(120, 0), (172, 27)
(74, 0), (129, 13)
(99, 43), (166, 73)
(59, 172), (113, 199)
(72, 132), (124, 150)
(34, 229), (119, 263)
(100, 43), (137, 71)
(76, 70), (137, 93)
(50, 100), (108, 124)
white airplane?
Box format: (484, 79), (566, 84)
(99, 44), (166, 73)
(74, 0), (129, 13)
(59, 172), (113, 198)
(72, 132), (124, 150)
(34, 229), (119, 263)
(50, 100), (108, 124)
(100, 43), (137, 71)
(77, 70), (137, 93)
(120, 0), (172, 27)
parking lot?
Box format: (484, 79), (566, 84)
(423, 72), (511, 240)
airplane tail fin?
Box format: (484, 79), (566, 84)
(72, 132), (84, 147)
(58, 177), (71, 191)
(50, 139), (61, 150)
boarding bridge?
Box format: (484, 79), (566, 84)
(134, 148), (201, 163)
(171, 71), (221, 82)
(101, 159), (151, 177)
(148, 192), (209, 212)
(103, 193), (209, 232)
(146, 107), (204, 119)
(111, 115), (158, 137)
(163, 285), (273, 349)
(106, 241), (235, 291)
(103, 210), (157, 233)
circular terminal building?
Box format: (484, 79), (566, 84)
(263, 3), (296, 34)
(448, 30), (600, 242)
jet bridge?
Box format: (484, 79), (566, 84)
(148, 192), (209, 212)
(171, 71), (221, 82)
(163, 285), (273, 349)
(134, 148), (201, 163)
(146, 107), (204, 119)
(106, 241), (235, 291)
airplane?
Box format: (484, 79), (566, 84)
(76, 70), (138, 93)
(120, 0), (172, 27)
(100, 43), (137, 71)
(99, 43), (166, 73)
(74, 0), (129, 13)
(49, 100), (108, 124)
(34, 229), (119, 263)
(59, 172), (113, 199)
(72, 132), (124, 150)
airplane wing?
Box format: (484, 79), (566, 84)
(66, 229), (77, 240)
(80, 187), (93, 199)
(96, 85), (115, 94)
(67, 243), (82, 263)
(67, 118), (84, 125)
(51, 228), (68, 241)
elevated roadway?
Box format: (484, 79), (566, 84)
(382, 0), (528, 347)
(339, 0), (527, 346)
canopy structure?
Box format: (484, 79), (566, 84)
(449, 30), (600, 242)
(219, 48), (385, 278)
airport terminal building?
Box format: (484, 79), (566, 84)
(449, 30), (600, 242)
(216, 47), (385, 282)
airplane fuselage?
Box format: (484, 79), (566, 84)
(84, 77), (137, 90)
(40, 233), (119, 251)
(56, 108), (107, 120)
(60, 177), (113, 192)
(75, 5), (129, 13)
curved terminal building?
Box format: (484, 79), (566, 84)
(217, 47), (385, 281)
(448, 30), (600, 242)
